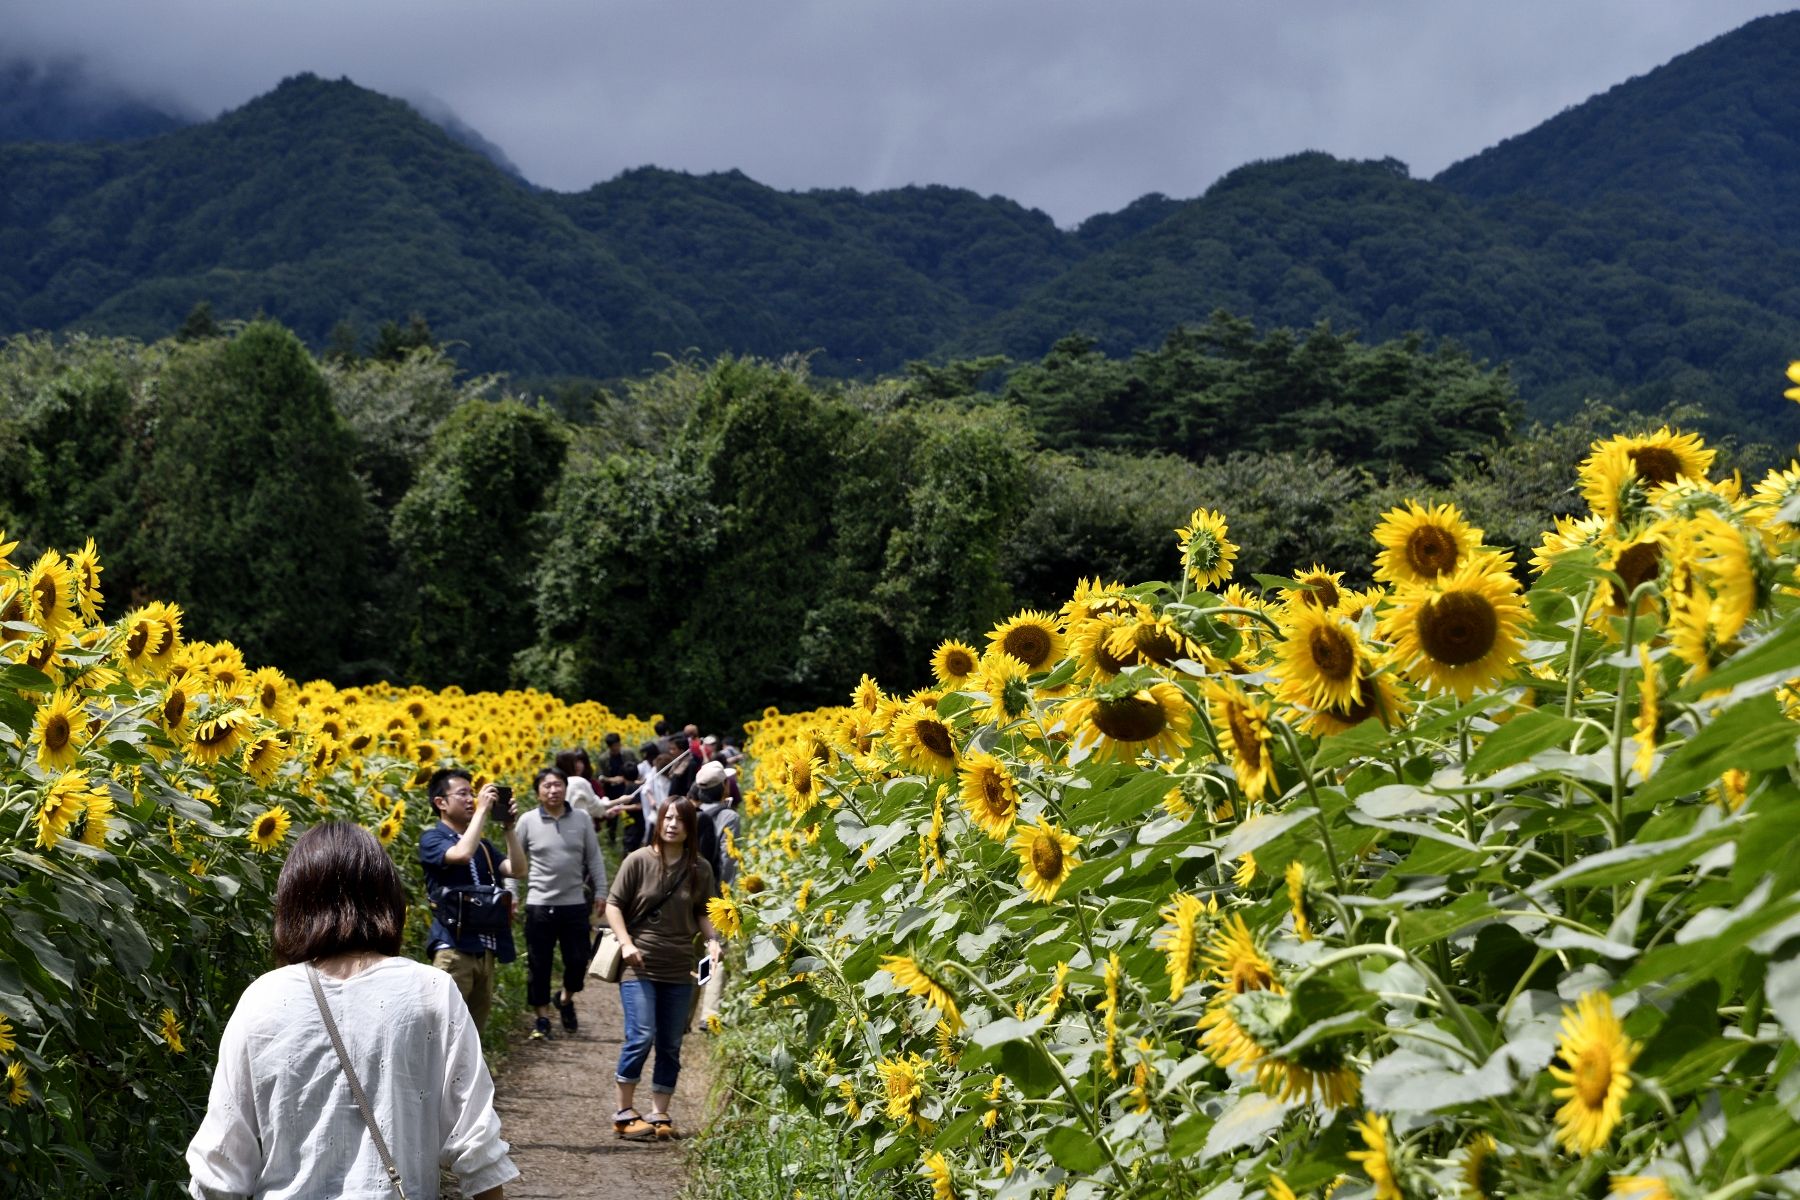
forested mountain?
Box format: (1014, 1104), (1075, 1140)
(0, 57), (190, 142)
(4, 12), (1800, 435)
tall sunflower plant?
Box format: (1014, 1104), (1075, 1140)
(723, 415), (1800, 1199)
(0, 535), (649, 1193)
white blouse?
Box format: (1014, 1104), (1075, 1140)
(186, 957), (519, 1199)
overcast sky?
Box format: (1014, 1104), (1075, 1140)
(11, 1), (1796, 226)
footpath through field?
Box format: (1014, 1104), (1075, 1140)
(481, 992), (714, 1199)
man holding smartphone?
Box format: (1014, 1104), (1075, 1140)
(421, 768), (525, 1031)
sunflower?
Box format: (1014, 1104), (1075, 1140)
(79, 782), (115, 847)
(5, 1061), (27, 1107)
(1530, 514), (1609, 576)
(891, 700), (959, 776)
(1060, 577), (1140, 627)
(1206, 679), (1274, 802)
(156, 680), (196, 743)
(1688, 509), (1765, 642)
(374, 814), (401, 847)
(707, 895), (742, 939)
(1203, 913), (1278, 995)
(0, 1014), (13, 1056)
(922, 1150), (956, 1200)
(1286, 861), (1318, 941)
(1373, 501), (1484, 587)
(32, 689), (86, 772)
(987, 611), (1064, 673)
(189, 706), (253, 766)
(1266, 1176), (1300, 1200)
(1219, 582), (1276, 652)
(1257, 1040), (1360, 1109)
(22, 550), (78, 639)
(1463, 1133), (1500, 1199)
(247, 666), (297, 727)
(1198, 997), (1267, 1073)
(1382, 559), (1525, 700)
(930, 641), (980, 688)
(1349, 1112), (1402, 1200)
(1274, 605), (1368, 712)
(1234, 853), (1258, 887)
(1178, 508), (1239, 588)
(880, 955), (963, 1031)
(1549, 990), (1639, 1155)
(36, 770), (99, 849)
(957, 752), (1020, 840)
(852, 674), (886, 716)
(1067, 614), (1136, 683)
(1063, 682), (1194, 762)
(977, 651), (1034, 725)
(1751, 460), (1800, 532)
(143, 601), (185, 673)
(1013, 818), (1080, 902)
(67, 538), (104, 623)
(1609, 1176), (1674, 1200)
(247, 805), (293, 854)
(0, 584), (28, 644)
(1284, 564), (1347, 612)
(1580, 428), (1715, 521)
(1155, 892), (1210, 1000)
(241, 734), (291, 785)
(1105, 611), (1208, 673)
(1591, 525), (1668, 624)
(875, 1053), (929, 1127)
(159, 1007), (186, 1054)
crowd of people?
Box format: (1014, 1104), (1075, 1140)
(185, 719), (747, 1197)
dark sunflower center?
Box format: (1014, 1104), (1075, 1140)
(261, 684), (279, 710)
(164, 692), (187, 726)
(1615, 541), (1662, 596)
(1228, 958), (1274, 994)
(1134, 625), (1182, 665)
(1307, 625), (1357, 682)
(1030, 833), (1064, 879)
(1417, 591), (1499, 666)
(43, 714), (71, 751)
(1002, 626), (1054, 670)
(1406, 526), (1460, 577)
(0, 594), (24, 641)
(26, 639), (55, 670)
(196, 719), (236, 749)
(944, 648), (976, 677)
(126, 624), (152, 658)
(1092, 694), (1169, 742)
(1574, 1045), (1612, 1108)
(1093, 637), (1132, 675)
(1225, 705), (1263, 768)
(916, 718), (955, 759)
(255, 815), (278, 839)
(1628, 446), (1683, 487)
(32, 575), (57, 615)
(1301, 577), (1340, 609)
(979, 771), (1011, 817)
(1326, 684), (1378, 726)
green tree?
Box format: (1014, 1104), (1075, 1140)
(391, 397), (567, 690)
(130, 321), (369, 676)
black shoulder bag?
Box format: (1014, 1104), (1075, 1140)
(438, 841), (509, 940)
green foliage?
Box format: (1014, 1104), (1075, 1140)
(131, 322), (369, 679)
(391, 397), (567, 690)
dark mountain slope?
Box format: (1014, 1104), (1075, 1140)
(0, 57), (190, 142)
(0, 74), (701, 376)
(959, 153), (1800, 438)
(1437, 11), (1800, 241)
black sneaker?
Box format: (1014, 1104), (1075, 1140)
(557, 992), (578, 1032)
(530, 1016), (553, 1041)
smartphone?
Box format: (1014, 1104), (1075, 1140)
(696, 955), (714, 986)
(494, 785), (515, 824)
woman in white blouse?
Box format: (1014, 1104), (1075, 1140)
(186, 822), (519, 1199)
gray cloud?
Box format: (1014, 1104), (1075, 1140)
(9, 1), (1794, 225)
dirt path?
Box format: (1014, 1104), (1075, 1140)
(489, 985), (714, 1199)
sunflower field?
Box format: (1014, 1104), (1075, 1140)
(715, 419), (1800, 1199)
(0, 536), (648, 1192)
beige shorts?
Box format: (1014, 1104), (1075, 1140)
(432, 947), (497, 1031)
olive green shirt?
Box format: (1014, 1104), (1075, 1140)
(607, 847), (717, 984)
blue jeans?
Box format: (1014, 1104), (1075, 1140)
(617, 979), (694, 1095)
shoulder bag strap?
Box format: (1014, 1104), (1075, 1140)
(633, 864), (689, 928)
(308, 964), (410, 1200)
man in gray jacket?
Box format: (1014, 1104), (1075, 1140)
(515, 766), (608, 1039)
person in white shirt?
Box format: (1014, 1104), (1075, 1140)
(187, 822), (518, 1200)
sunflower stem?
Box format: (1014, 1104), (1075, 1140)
(940, 960), (1125, 1180)
(1273, 722), (1348, 900)
(1298, 943), (1489, 1064)
(1608, 581), (1656, 856)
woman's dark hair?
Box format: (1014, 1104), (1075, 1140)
(638, 741), (660, 761)
(273, 822), (407, 965)
(651, 797), (701, 869)
(533, 766), (569, 793)
(554, 748), (592, 779)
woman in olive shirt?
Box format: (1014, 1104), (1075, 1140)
(604, 797), (723, 1140)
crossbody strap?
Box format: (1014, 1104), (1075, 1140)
(307, 964), (410, 1200)
(635, 865), (689, 928)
